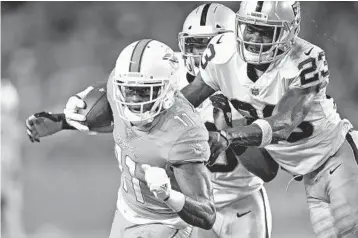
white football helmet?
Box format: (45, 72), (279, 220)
(178, 3), (235, 75)
(236, 1), (301, 64)
(113, 39), (179, 123)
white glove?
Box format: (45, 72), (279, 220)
(64, 86), (93, 132)
(142, 164), (171, 201)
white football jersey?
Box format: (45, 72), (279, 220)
(200, 32), (353, 175)
(176, 52), (264, 207)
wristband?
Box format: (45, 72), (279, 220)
(252, 119), (273, 147)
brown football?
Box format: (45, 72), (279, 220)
(77, 85), (112, 131)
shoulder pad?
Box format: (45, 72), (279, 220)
(206, 32), (237, 65)
(162, 93), (204, 131)
(287, 37), (325, 67)
(278, 38), (325, 77)
(281, 38), (329, 89)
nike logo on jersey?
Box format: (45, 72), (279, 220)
(329, 163), (342, 175)
(304, 47), (314, 56)
(216, 35), (224, 44)
(237, 210), (251, 218)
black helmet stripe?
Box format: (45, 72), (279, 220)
(200, 3), (211, 26)
(129, 39), (153, 72)
(255, 1), (264, 12)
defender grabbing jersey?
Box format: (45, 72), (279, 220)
(181, 1), (358, 237)
(201, 31), (351, 175)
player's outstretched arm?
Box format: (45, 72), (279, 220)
(181, 72), (216, 108)
(26, 82), (114, 142)
(209, 85), (320, 158)
(26, 112), (75, 143)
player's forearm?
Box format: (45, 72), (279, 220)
(180, 73), (216, 108)
(35, 112), (77, 131)
(224, 116), (295, 147)
(165, 190), (215, 230)
(59, 113), (78, 130)
(224, 88), (316, 147)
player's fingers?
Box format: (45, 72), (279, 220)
(76, 86), (94, 99)
(66, 120), (89, 131)
(212, 100), (226, 108)
(26, 122), (32, 131)
(71, 96), (86, 109)
(64, 110), (86, 122)
(26, 115), (36, 128)
(65, 96), (86, 113)
(27, 125), (40, 139)
(210, 94), (226, 101)
(27, 131), (35, 143)
(210, 148), (220, 161)
(26, 128), (33, 137)
(27, 129), (40, 143)
(141, 164), (151, 172)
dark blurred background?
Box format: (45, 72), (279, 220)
(1, 2), (358, 238)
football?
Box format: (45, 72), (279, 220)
(77, 85), (113, 131)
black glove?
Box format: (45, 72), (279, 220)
(26, 112), (64, 143)
(207, 130), (230, 165)
(209, 93), (232, 127)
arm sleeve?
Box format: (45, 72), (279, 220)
(168, 126), (210, 165)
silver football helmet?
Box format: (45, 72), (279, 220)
(178, 3), (235, 75)
(236, 1), (301, 64)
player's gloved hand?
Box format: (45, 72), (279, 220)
(142, 164), (171, 201)
(26, 112), (64, 143)
(64, 87), (93, 132)
(208, 130), (230, 164)
(209, 93), (232, 127)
